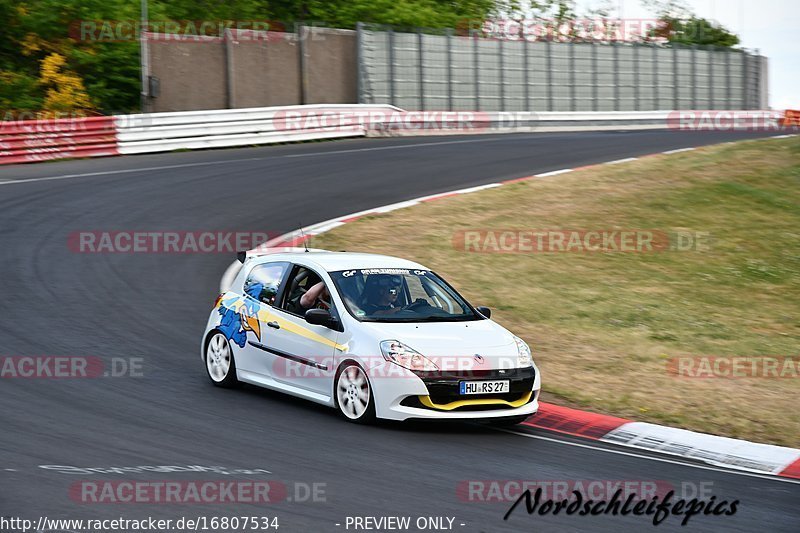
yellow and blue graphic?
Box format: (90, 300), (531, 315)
(217, 288), (262, 348)
(215, 287), (347, 353)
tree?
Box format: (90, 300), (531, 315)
(272, 0), (498, 29)
(1, 0), (505, 113)
(642, 0), (740, 48)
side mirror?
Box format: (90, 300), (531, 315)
(305, 308), (337, 328)
(476, 306), (492, 319)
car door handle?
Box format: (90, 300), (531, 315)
(267, 321), (280, 329)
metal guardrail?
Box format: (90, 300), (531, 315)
(114, 104), (402, 154)
(0, 117), (118, 165)
(1, 106), (793, 165)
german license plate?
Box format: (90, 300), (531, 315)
(459, 380), (510, 395)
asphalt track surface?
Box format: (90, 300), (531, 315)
(1, 130), (797, 532)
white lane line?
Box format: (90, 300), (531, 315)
(0, 157), (264, 187)
(605, 157), (639, 165)
(500, 428), (800, 485)
(450, 183), (503, 194)
(536, 168), (574, 178)
(306, 220), (347, 234)
(662, 147), (696, 154)
(771, 134), (797, 139)
(372, 200), (422, 213)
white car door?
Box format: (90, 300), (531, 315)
(262, 264), (343, 397)
(236, 261), (291, 380)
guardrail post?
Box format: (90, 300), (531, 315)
(725, 48), (732, 109)
(708, 46), (714, 109)
(570, 43), (576, 112)
(388, 28), (396, 106)
(634, 44), (640, 111)
(356, 22), (364, 104)
(297, 23), (308, 105)
(742, 50), (749, 109)
(653, 45), (658, 110)
(592, 43), (598, 112)
(473, 30), (480, 111)
(546, 39), (553, 111)
(690, 44), (697, 110)
(754, 49), (762, 110)
(224, 28), (235, 109)
(417, 30), (424, 111)
(523, 37), (530, 111)
(446, 28), (454, 111)
(673, 45), (679, 110)
(613, 42), (620, 111)
(498, 37), (505, 112)
(139, 0), (150, 112)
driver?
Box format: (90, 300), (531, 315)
(362, 275), (404, 315)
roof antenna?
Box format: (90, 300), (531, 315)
(298, 224), (310, 252)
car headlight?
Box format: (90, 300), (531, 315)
(514, 336), (533, 368)
(380, 340), (439, 372)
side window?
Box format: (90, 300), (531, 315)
(243, 262), (289, 306)
(280, 265), (330, 316)
(407, 276), (429, 301)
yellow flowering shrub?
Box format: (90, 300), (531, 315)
(39, 53), (94, 112)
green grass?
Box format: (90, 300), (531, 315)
(313, 137), (800, 446)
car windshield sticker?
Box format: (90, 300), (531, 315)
(359, 268), (411, 275)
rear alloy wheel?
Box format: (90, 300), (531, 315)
(206, 332), (238, 387)
(335, 363), (376, 423)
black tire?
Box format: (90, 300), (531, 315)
(334, 362), (376, 424)
(205, 331), (239, 388)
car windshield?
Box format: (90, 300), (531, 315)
(329, 268), (480, 322)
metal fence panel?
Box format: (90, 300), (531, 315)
(359, 26), (764, 111)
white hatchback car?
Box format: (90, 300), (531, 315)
(202, 250), (540, 424)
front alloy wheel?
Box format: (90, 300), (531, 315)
(335, 363), (375, 423)
(206, 332), (238, 387)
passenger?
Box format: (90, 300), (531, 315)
(300, 281), (331, 311)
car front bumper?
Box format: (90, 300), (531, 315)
(366, 361), (541, 421)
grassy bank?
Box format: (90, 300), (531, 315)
(313, 137), (800, 446)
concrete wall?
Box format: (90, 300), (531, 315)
(146, 29), (357, 112)
(230, 34), (302, 108)
(305, 28), (358, 104)
(148, 38), (227, 112)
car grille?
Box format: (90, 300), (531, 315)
(403, 366), (536, 411)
